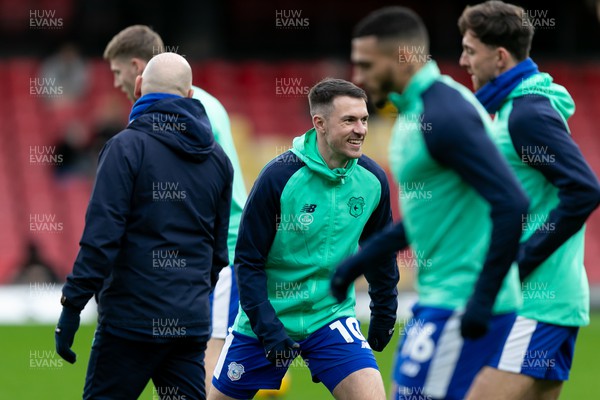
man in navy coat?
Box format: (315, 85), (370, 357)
(54, 52), (233, 400)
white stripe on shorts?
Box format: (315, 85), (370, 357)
(213, 329), (235, 380)
(423, 311), (464, 399)
(212, 266), (233, 339)
(497, 316), (537, 373)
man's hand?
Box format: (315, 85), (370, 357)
(460, 299), (492, 339)
(330, 270), (352, 303)
(55, 306), (81, 364)
(367, 317), (395, 352)
(265, 337), (300, 366)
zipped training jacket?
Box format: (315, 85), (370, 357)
(233, 128), (398, 349)
(62, 95), (233, 339)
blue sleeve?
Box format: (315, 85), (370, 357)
(357, 158), (400, 323)
(234, 153), (303, 348)
(212, 154), (234, 287)
(509, 96), (600, 278)
(62, 135), (138, 310)
(422, 86), (529, 310)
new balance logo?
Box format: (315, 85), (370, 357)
(300, 204), (317, 213)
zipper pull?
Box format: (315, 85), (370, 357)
(341, 176), (345, 184)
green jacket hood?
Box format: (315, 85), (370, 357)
(290, 128), (357, 182)
(509, 72), (575, 120)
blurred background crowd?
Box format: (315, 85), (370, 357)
(0, 0), (599, 299)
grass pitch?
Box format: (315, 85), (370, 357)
(1, 315), (598, 399)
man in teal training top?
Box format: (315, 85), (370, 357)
(209, 78), (399, 400)
(331, 7), (530, 400)
(458, 2), (600, 399)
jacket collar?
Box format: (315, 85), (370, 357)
(475, 58), (539, 113)
(290, 128), (358, 183)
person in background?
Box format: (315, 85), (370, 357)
(332, 6), (529, 399)
(458, 2), (600, 398)
(103, 25), (248, 393)
(54, 53), (233, 399)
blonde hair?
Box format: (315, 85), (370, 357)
(103, 25), (164, 61)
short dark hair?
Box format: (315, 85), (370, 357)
(353, 6), (429, 51)
(458, 1), (533, 61)
(103, 25), (164, 61)
(308, 78), (367, 117)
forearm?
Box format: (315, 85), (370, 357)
(364, 253), (399, 322)
(237, 262), (288, 347)
(336, 222), (407, 286)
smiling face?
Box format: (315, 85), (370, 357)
(314, 96), (369, 169)
(109, 57), (146, 102)
(459, 30), (502, 91)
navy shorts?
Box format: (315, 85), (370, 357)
(488, 315), (579, 381)
(393, 305), (516, 400)
(212, 317), (379, 399)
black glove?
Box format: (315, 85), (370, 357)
(330, 270), (352, 304)
(265, 337), (300, 366)
(460, 299), (492, 340)
(367, 317), (395, 352)
(55, 305), (81, 364)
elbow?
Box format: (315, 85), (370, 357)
(511, 188), (531, 221)
(516, 192), (531, 218)
(493, 190), (530, 231)
(571, 181), (600, 217)
(589, 182), (600, 212)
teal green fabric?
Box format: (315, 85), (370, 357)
(388, 61), (521, 313)
(234, 128), (386, 340)
(192, 86), (247, 263)
(492, 73), (589, 326)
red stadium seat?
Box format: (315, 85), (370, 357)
(1, 58), (600, 284)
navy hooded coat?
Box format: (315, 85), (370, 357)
(62, 96), (233, 339)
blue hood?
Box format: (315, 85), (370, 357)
(128, 97), (215, 162)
